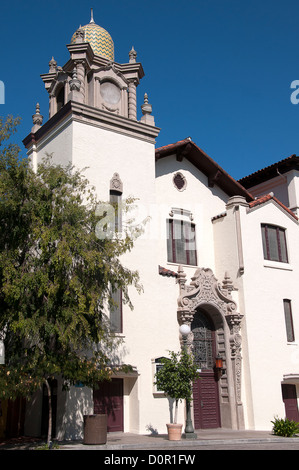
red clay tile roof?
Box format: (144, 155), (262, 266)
(249, 194), (298, 220)
(211, 212), (227, 221)
(158, 265), (178, 277)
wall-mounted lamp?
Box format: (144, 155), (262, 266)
(215, 354), (223, 370)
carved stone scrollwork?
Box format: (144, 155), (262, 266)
(226, 312), (243, 405)
(69, 68), (81, 92)
(226, 314), (243, 357)
(177, 267), (238, 322)
(110, 173), (123, 193)
(74, 27), (84, 43)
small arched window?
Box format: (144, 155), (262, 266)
(110, 173), (123, 233)
(283, 299), (295, 342)
(109, 173), (123, 333)
(56, 86), (65, 112)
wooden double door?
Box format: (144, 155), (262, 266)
(93, 378), (124, 432)
(192, 309), (221, 429)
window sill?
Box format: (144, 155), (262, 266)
(263, 261), (293, 271)
(110, 332), (125, 338)
(167, 262), (198, 269)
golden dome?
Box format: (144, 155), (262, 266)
(71, 13), (114, 61)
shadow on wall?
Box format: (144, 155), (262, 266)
(145, 397), (176, 435)
(59, 385), (93, 441)
(58, 343), (131, 440)
(25, 339), (131, 441)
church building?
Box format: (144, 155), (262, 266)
(21, 12), (299, 440)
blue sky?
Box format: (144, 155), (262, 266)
(1, 0), (299, 180)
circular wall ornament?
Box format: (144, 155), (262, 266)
(100, 81), (121, 105)
(173, 172), (187, 191)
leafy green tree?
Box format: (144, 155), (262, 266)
(0, 116), (142, 446)
(154, 348), (199, 424)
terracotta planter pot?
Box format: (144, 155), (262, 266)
(166, 423), (183, 440)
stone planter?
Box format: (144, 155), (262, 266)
(166, 423), (183, 440)
(83, 414), (107, 445)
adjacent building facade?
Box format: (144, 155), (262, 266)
(20, 14), (299, 439)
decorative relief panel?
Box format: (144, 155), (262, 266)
(110, 173), (123, 193)
(177, 267), (240, 323)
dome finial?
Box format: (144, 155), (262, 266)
(140, 93), (155, 126)
(90, 8), (95, 24)
(129, 46), (137, 63)
(32, 103), (43, 132)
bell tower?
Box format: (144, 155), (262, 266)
(22, 11), (162, 439)
(23, 11), (160, 194)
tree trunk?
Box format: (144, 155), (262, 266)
(174, 400), (178, 424)
(44, 378), (52, 447)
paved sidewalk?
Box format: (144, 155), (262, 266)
(1, 428), (298, 450)
(62, 429), (297, 450)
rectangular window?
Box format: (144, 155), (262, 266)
(110, 190), (122, 233)
(283, 299), (295, 342)
(152, 357), (167, 395)
(167, 219), (197, 266)
(110, 289), (122, 333)
(261, 224), (288, 263)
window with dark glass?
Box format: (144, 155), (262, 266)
(154, 357), (167, 392)
(283, 299), (295, 342)
(191, 310), (215, 370)
(261, 224), (288, 263)
(110, 190), (122, 233)
(167, 219), (197, 266)
(110, 288), (122, 333)
(56, 86), (65, 112)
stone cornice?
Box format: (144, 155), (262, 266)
(23, 100), (160, 149)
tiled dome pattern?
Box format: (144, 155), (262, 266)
(71, 22), (114, 61)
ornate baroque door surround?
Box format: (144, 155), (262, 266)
(177, 266), (244, 430)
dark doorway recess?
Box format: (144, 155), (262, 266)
(94, 378), (124, 432)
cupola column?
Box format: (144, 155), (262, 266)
(128, 79), (137, 120)
(74, 60), (85, 103)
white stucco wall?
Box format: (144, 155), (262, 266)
(213, 199), (299, 430)
(241, 202), (299, 429)
(28, 117), (73, 171)
(155, 155), (229, 275)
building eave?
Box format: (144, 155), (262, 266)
(238, 154), (299, 188)
(156, 139), (254, 202)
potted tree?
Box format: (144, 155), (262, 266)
(154, 348), (199, 440)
